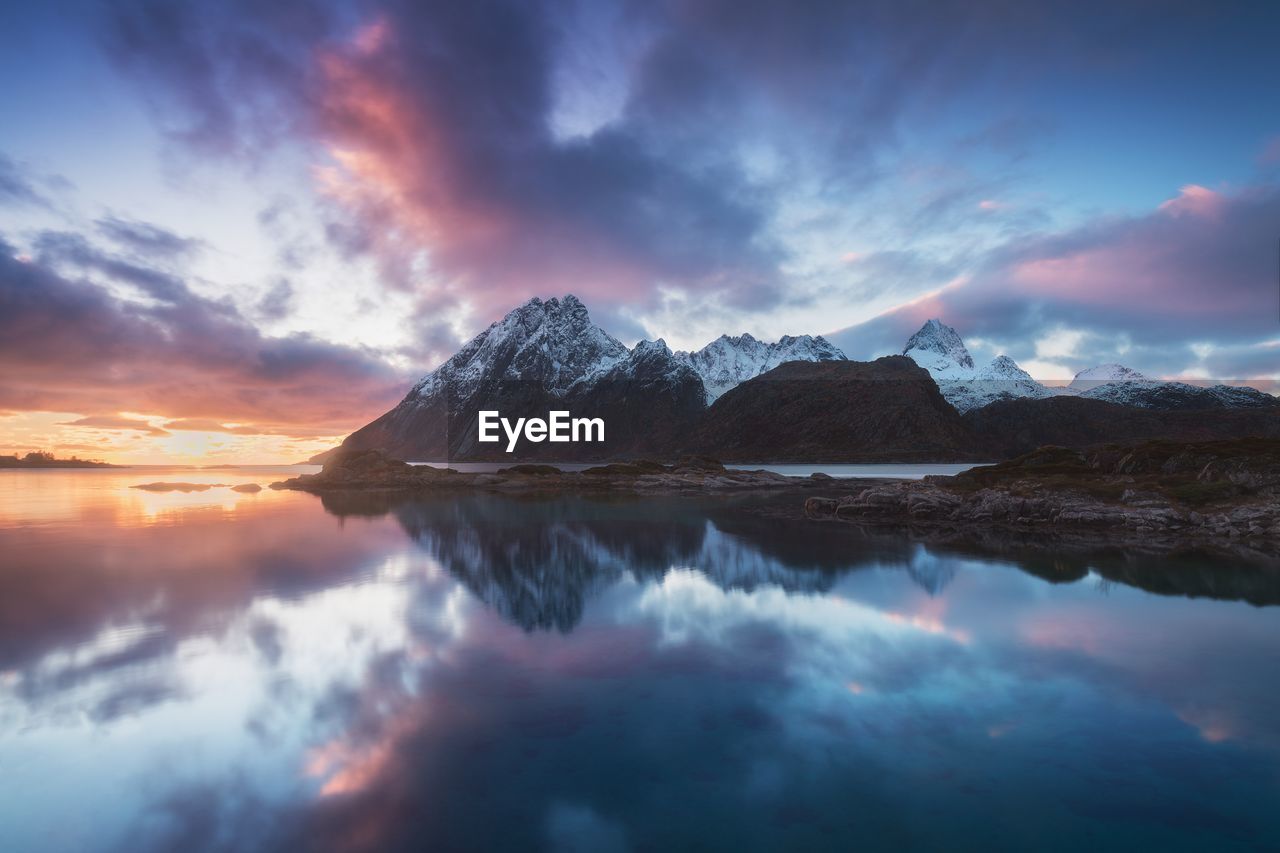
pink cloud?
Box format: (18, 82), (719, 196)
(1156, 183), (1225, 218)
(0, 244), (407, 433)
(830, 182), (1280, 378)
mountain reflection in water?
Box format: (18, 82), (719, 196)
(1, 474), (1278, 852)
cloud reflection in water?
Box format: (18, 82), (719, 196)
(1, 485), (1278, 851)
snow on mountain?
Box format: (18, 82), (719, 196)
(675, 333), (847, 403)
(902, 319), (975, 380)
(1056, 362), (1278, 408)
(899, 325), (1277, 412)
(1079, 380), (1279, 410)
(407, 298), (846, 408)
(598, 337), (703, 388)
(901, 320), (1050, 413)
(942, 355), (1055, 413)
(1067, 363), (1151, 391)
(409, 294), (628, 401)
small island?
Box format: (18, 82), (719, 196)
(0, 451), (120, 469)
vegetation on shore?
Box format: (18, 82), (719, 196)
(0, 451), (119, 468)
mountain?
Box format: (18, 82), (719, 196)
(335, 296), (1277, 464)
(405, 294), (627, 401)
(341, 296), (853, 460)
(342, 295), (636, 460)
(1079, 380), (1280, 410)
(942, 354), (1055, 413)
(902, 319), (974, 380)
(1067, 363), (1150, 390)
(1057, 362), (1278, 411)
(674, 333), (846, 403)
(900, 322), (1277, 415)
(687, 356), (985, 462)
(900, 319), (1050, 413)
(576, 339), (707, 455)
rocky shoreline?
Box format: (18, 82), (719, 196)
(275, 439), (1280, 543)
(805, 438), (1280, 541)
(270, 449), (863, 494)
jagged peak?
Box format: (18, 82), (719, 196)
(904, 318), (968, 353)
(632, 338), (672, 356)
(902, 318), (975, 376)
(708, 332), (760, 347)
(409, 293), (627, 399)
(976, 354), (1037, 382)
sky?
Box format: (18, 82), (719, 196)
(0, 0), (1277, 463)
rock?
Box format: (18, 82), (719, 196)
(811, 437), (1280, 541)
(804, 497), (839, 517)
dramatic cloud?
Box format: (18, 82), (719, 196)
(0, 235), (407, 431)
(103, 0), (1234, 331)
(58, 415), (169, 436)
(103, 0), (786, 321)
(831, 183), (1280, 380)
(308, 0), (794, 318)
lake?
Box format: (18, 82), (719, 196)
(1, 467), (1278, 851)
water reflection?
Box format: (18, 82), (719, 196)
(1, 477), (1278, 851)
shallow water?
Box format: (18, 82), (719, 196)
(1, 468), (1278, 851)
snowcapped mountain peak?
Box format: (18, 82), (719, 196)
(675, 332), (847, 403)
(899, 322), (1051, 412)
(410, 294), (628, 399)
(902, 319), (975, 378)
(632, 338), (672, 357)
(938, 354), (1052, 413)
(1068, 363), (1151, 390)
(978, 355), (1035, 381)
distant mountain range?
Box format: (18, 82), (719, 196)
(332, 295), (1278, 463)
(900, 317), (1277, 413)
(674, 332), (845, 403)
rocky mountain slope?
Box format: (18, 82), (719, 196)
(687, 357), (987, 462)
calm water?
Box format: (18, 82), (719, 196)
(409, 461), (986, 478)
(1, 468), (1279, 851)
